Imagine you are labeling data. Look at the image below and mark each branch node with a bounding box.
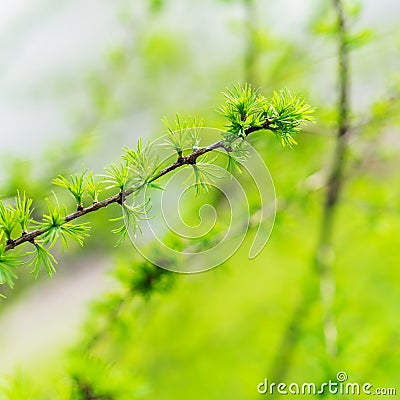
[117,192,124,206]
[187,157,196,165]
[263,117,273,128]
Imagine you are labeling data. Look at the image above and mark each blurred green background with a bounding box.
[0,0,399,398]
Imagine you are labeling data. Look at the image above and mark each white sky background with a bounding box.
[0,1,27,26]
[0,0,399,161]
[0,0,125,161]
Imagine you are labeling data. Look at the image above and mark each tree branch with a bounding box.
[315,0,350,358]
[268,0,350,381]
[4,123,270,252]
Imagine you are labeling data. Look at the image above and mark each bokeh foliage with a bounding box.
[1,0,399,399]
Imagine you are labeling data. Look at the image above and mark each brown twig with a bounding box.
[5,122,271,252]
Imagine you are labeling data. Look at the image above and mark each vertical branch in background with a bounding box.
[243,0,258,86]
[315,0,350,358]
[267,0,351,384]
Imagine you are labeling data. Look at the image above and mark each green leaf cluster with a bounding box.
[0,192,36,240]
[163,115,202,156]
[115,260,175,298]
[0,192,92,295]
[188,162,221,196]
[86,172,103,203]
[103,139,162,244]
[36,200,90,249]
[0,244,23,290]
[219,84,314,146]
[0,201,18,241]
[219,83,265,137]
[103,162,130,191]
[104,139,160,194]
[122,139,159,190]
[14,191,33,233]
[52,169,104,207]
[225,140,250,175]
[28,242,58,279]
[110,200,150,246]
[263,89,315,146]
[53,169,88,210]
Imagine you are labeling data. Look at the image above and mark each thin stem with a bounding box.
[316,0,350,358]
[268,0,350,382]
[4,123,270,252]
